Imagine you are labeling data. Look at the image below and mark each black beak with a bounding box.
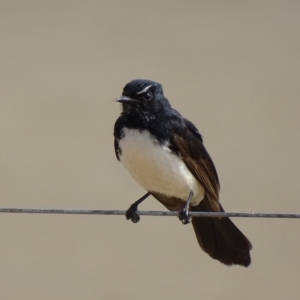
[116,96,136,104]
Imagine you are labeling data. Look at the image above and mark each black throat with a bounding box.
[114,105,183,146]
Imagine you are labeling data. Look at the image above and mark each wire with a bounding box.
[0,208,299,218]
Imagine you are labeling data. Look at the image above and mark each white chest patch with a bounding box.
[118,128,205,205]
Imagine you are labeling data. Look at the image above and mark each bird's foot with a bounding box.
[179,207,192,224]
[126,203,140,223]
[125,192,151,223]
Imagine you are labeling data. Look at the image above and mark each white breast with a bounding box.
[118,128,205,205]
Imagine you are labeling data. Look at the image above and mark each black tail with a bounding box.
[191,197,252,267]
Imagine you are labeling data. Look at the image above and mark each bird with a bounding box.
[113,79,252,267]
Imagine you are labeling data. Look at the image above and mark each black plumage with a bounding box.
[114,79,252,267]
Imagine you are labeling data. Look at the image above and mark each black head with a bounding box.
[117,79,171,114]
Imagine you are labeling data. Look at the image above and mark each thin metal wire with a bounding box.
[0,208,299,218]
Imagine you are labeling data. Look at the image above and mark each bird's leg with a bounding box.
[179,191,194,225]
[126,192,151,223]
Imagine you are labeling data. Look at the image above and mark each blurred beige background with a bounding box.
[1,0,300,299]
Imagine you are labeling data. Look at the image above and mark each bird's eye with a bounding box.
[142,91,153,102]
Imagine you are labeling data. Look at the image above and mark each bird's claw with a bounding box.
[126,204,140,223]
[179,208,192,224]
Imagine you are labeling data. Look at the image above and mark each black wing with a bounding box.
[172,118,220,212]
[114,116,124,161]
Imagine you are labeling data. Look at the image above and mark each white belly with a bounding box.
[118,128,205,205]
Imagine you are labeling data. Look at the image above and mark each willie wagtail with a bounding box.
[114,79,252,267]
